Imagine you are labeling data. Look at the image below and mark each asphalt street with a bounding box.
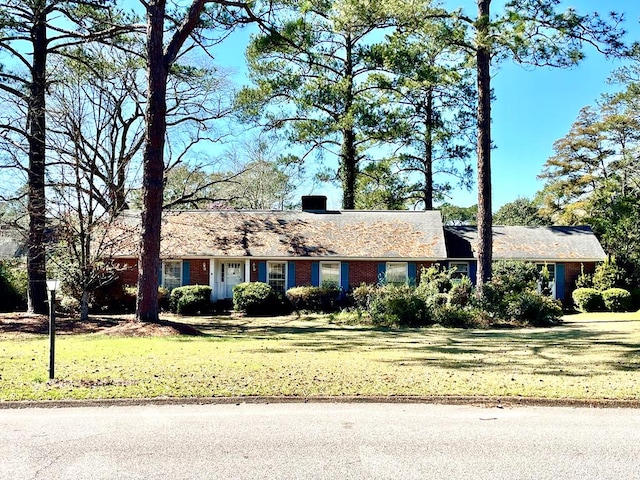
[1,402,639,479]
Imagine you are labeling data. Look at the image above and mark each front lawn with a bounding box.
[0,312,639,402]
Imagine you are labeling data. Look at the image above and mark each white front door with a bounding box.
[224,262,244,298]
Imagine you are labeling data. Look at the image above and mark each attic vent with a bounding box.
[301,195,327,212]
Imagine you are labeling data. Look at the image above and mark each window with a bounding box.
[162,260,182,290]
[450,262,469,281]
[320,262,340,288]
[386,262,408,285]
[268,261,286,293]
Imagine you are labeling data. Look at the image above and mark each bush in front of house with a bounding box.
[476,262,563,326]
[491,260,540,295]
[448,276,473,308]
[572,287,604,312]
[169,285,212,315]
[368,284,429,327]
[602,288,631,312]
[285,285,341,313]
[506,291,563,326]
[0,260,27,312]
[233,281,282,315]
[415,264,454,299]
[350,283,378,311]
[592,258,625,291]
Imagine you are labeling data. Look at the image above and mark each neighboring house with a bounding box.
[109,196,448,301]
[107,196,606,307]
[444,225,607,306]
[0,226,26,259]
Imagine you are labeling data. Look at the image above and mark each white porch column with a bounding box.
[209,259,216,301]
[244,259,251,283]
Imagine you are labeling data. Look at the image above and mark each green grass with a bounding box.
[1,312,639,401]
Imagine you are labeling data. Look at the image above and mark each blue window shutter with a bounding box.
[468,262,477,285]
[377,262,386,284]
[556,263,565,300]
[341,262,349,291]
[311,261,320,286]
[258,262,267,283]
[158,264,162,286]
[287,262,296,289]
[182,261,190,286]
[408,262,417,285]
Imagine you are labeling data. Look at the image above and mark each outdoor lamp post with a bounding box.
[46,279,61,380]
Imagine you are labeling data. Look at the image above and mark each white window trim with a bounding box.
[162,259,183,290]
[319,261,341,287]
[450,262,470,278]
[267,261,287,292]
[386,262,408,285]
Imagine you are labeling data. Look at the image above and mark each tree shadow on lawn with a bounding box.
[377,328,640,374]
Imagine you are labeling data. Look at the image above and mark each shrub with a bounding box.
[491,260,540,295]
[0,260,27,312]
[431,304,477,328]
[351,283,378,311]
[59,295,81,314]
[369,284,429,327]
[233,282,279,315]
[415,264,454,298]
[592,258,625,291]
[448,276,473,307]
[602,288,631,312]
[575,264,593,289]
[572,288,604,312]
[170,285,212,315]
[286,285,341,313]
[506,292,563,327]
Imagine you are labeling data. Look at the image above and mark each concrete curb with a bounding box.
[2,395,640,410]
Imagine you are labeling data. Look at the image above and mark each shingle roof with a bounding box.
[0,228,25,258]
[446,225,606,261]
[111,209,448,260]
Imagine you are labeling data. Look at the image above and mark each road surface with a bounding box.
[1,402,639,479]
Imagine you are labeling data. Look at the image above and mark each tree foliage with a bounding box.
[237,0,436,209]
[0,0,129,313]
[493,197,551,226]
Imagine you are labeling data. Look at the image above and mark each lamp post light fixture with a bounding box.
[46,279,61,380]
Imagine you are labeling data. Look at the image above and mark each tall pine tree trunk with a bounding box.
[475,0,493,292]
[341,33,357,210]
[26,3,48,314]
[136,0,169,322]
[341,128,357,210]
[423,88,434,211]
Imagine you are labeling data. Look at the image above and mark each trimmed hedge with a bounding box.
[572,288,604,312]
[285,285,341,312]
[233,282,280,315]
[602,288,631,312]
[169,285,212,315]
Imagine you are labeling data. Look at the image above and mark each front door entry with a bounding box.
[224,262,243,298]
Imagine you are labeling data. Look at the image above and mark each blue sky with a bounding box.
[214,0,640,210]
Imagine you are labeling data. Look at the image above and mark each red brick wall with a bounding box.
[348,260,378,286]
[564,261,596,306]
[115,258,138,286]
[188,259,210,285]
[295,260,313,286]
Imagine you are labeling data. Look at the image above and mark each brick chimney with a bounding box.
[301,195,327,212]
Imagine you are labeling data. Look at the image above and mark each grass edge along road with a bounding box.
[0,312,639,402]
